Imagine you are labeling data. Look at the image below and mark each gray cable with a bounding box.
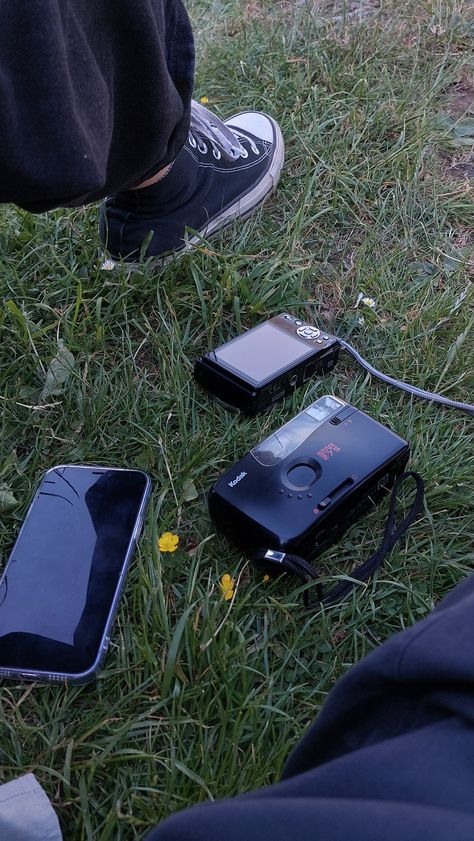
[339,339,474,416]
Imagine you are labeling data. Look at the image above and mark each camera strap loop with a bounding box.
[251,471,425,608]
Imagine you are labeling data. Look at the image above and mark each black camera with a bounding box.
[194,313,340,414]
[209,395,410,562]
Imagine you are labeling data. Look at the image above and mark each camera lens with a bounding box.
[286,462,321,489]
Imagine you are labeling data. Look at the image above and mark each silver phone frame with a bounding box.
[0,464,152,685]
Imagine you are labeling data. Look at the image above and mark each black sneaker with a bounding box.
[99,100,284,263]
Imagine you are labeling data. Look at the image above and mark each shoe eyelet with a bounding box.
[189,135,197,148]
[198,142,208,154]
[240,148,248,159]
[213,148,222,160]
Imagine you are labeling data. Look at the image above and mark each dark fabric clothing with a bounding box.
[0,0,194,212]
[146,574,474,840]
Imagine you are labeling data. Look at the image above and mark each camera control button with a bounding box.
[297,325,320,339]
[294,320,302,325]
[316,339,323,344]
[318,497,332,510]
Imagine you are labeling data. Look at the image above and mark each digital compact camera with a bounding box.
[194,313,340,414]
[209,396,410,561]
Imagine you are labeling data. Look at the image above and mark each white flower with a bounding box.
[100,258,115,271]
[355,292,376,310]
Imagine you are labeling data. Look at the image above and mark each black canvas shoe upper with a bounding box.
[99,102,284,261]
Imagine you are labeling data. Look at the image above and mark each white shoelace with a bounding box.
[189,100,260,161]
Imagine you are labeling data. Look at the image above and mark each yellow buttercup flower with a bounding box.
[200,95,209,104]
[219,573,235,601]
[158,532,179,552]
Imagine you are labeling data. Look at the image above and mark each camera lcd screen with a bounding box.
[214,323,314,385]
[0,467,148,676]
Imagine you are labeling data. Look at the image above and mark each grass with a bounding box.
[0,0,473,837]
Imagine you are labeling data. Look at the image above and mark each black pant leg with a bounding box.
[0,0,194,212]
[144,574,474,841]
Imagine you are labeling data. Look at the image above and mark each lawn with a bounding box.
[0,0,473,838]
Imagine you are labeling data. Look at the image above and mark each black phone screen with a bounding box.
[0,467,149,677]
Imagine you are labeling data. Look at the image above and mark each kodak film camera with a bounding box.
[194,313,340,414]
[209,395,410,562]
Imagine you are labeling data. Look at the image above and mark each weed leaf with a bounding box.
[182,478,198,501]
[40,341,75,401]
[0,488,18,512]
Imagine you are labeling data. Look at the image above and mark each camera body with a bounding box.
[209,396,410,561]
[194,313,340,414]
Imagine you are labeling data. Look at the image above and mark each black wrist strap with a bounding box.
[251,471,425,608]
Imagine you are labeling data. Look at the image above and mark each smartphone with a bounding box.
[0,465,151,684]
